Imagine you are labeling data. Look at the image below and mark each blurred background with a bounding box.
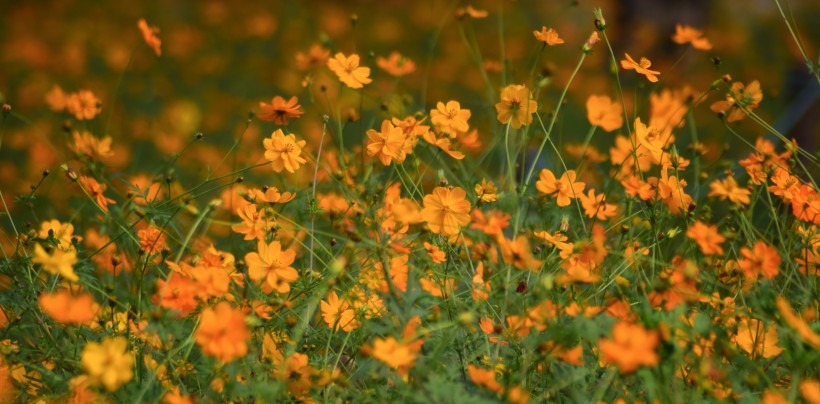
[0,0,818,232]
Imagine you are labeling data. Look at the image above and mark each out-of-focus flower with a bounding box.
[672,24,712,50]
[137,18,162,56]
[257,96,304,125]
[81,337,134,391]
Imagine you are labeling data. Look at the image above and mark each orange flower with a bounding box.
[455,5,488,19]
[776,296,820,348]
[73,131,114,160]
[495,84,538,129]
[672,24,712,50]
[78,176,115,213]
[39,289,100,324]
[65,90,102,120]
[657,166,693,214]
[421,131,465,159]
[231,204,272,241]
[246,186,296,204]
[599,321,660,373]
[579,189,617,220]
[471,261,491,301]
[154,272,198,316]
[194,302,250,362]
[45,85,67,111]
[686,221,725,255]
[257,96,304,125]
[800,380,820,404]
[327,53,372,89]
[734,318,783,359]
[533,26,564,46]
[263,129,307,173]
[710,80,763,122]
[586,95,623,132]
[421,187,471,236]
[320,291,359,332]
[430,100,471,135]
[376,52,416,77]
[536,169,585,207]
[500,236,541,271]
[366,120,409,166]
[738,241,780,281]
[244,240,299,294]
[708,176,750,205]
[295,44,330,70]
[467,365,502,394]
[475,178,498,203]
[583,31,601,52]
[423,242,447,263]
[621,53,661,83]
[32,243,79,282]
[369,316,424,376]
[137,19,162,56]
[137,226,167,254]
[371,336,416,372]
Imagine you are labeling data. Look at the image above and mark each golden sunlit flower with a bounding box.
[366,120,408,166]
[495,84,538,129]
[734,318,783,359]
[475,178,498,204]
[586,95,623,132]
[244,240,299,294]
[621,53,661,83]
[710,80,763,122]
[430,100,471,135]
[421,186,471,236]
[263,129,307,173]
[533,26,564,46]
[81,337,134,391]
[536,169,585,207]
[320,291,359,332]
[32,244,79,282]
[327,53,372,89]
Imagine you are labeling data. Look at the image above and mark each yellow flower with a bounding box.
[327,53,372,89]
[421,187,471,236]
[32,244,79,282]
[366,120,408,166]
[430,101,471,135]
[81,337,134,391]
[734,318,783,359]
[621,53,660,83]
[495,84,538,129]
[475,178,498,203]
[533,26,564,46]
[263,129,307,173]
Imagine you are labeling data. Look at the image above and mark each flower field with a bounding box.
[0,0,819,402]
